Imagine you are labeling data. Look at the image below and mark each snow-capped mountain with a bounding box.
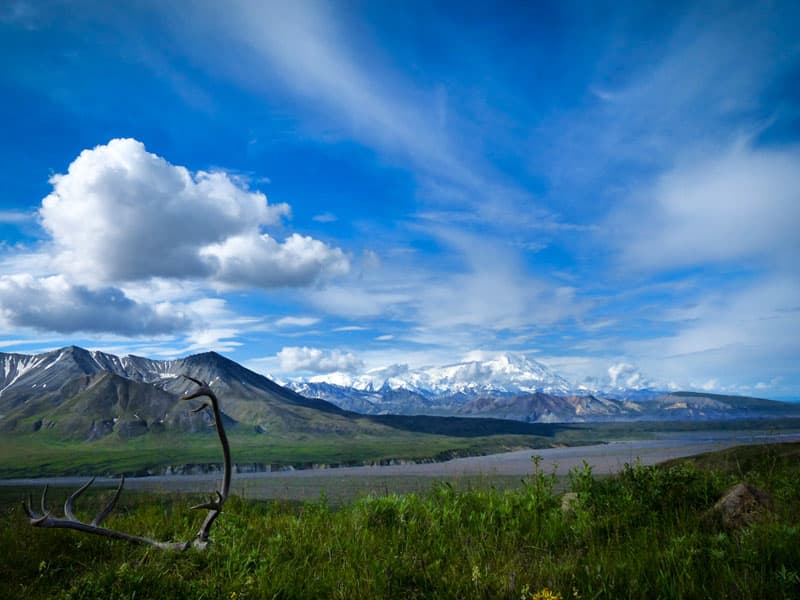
[3,347,795,432]
[285,353,800,422]
[286,353,579,414]
[297,354,573,398]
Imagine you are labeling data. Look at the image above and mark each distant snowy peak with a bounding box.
[299,353,575,399]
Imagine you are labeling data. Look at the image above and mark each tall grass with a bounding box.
[2,443,799,599]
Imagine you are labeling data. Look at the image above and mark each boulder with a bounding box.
[712,482,773,529]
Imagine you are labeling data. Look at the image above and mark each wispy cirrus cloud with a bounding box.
[1,1,798,397]
[610,142,800,273]
[0,210,32,224]
[165,0,560,238]
[274,316,320,328]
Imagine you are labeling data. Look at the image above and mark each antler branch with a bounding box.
[23,375,232,551]
[178,374,232,547]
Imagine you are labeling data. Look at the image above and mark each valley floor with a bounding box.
[2,442,799,599]
[4,429,799,505]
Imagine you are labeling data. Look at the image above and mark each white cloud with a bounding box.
[277,345,364,374]
[543,3,798,190]
[39,138,348,288]
[413,226,586,331]
[201,232,349,287]
[301,225,588,362]
[275,316,320,328]
[607,363,652,389]
[0,337,62,349]
[168,0,556,241]
[309,284,411,319]
[699,379,719,392]
[0,274,189,335]
[182,327,242,354]
[617,275,800,394]
[203,1,461,177]
[312,212,337,223]
[614,143,800,272]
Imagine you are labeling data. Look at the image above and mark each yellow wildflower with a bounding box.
[531,588,562,600]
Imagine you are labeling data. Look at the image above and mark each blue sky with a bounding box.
[1,0,798,399]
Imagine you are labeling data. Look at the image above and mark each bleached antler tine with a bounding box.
[64,477,96,522]
[191,491,223,511]
[22,496,36,519]
[92,475,125,527]
[181,374,205,387]
[191,402,211,414]
[40,485,49,516]
[24,373,231,551]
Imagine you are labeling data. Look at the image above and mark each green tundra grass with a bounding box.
[1,442,798,599]
[3,416,799,479]
[0,429,568,479]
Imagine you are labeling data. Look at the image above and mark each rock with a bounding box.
[712,482,773,529]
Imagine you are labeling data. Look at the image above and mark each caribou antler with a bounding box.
[23,375,232,550]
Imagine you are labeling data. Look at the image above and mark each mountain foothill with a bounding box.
[0,346,794,443]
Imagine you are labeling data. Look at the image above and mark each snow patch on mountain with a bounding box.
[292,353,575,399]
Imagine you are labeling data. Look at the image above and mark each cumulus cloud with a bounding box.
[39,138,348,288]
[607,362,652,389]
[614,143,800,272]
[277,346,363,374]
[201,232,349,287]
[0,274,189,335]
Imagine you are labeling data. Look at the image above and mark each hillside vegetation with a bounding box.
[2,442,798,599]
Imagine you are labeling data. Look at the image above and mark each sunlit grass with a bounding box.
[2,442,799,599]
[0,430,556,478]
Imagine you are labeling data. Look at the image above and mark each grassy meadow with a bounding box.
[0,430,569,479]
[3,417,799,479]
[2,442,799,599]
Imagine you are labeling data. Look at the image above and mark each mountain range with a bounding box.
[293,354,575,398]
[0,347,796,444]
[0,345,375,440]
[285,353,798,422]
[0,346,550,442]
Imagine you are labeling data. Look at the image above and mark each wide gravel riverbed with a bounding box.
[3,431,799,504]
[6,432,800,504]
